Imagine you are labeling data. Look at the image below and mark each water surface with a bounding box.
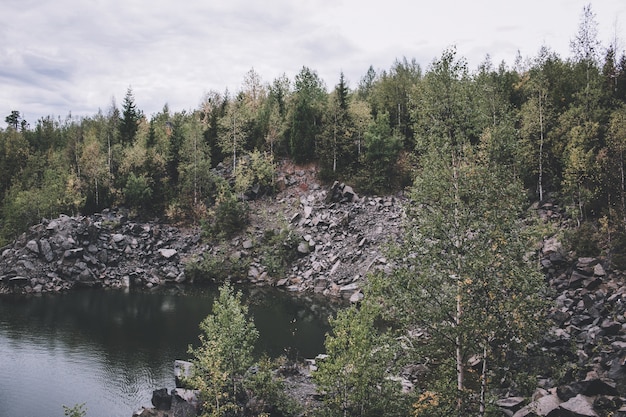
[0,286,335,417]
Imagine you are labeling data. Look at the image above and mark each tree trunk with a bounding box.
[538,92,544,202]
[232,112,237,173]
[479,343,488,417]
[452,149,464,415]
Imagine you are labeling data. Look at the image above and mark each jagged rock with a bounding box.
[171,389,201,417]
[297,242,310,254]
[594,263,606,277]
[559,394,598,417]
[151,388,172,411]
[174,360,193,388]
[512,393,560,417]
[26,240,39,254]
[158,248,177,259]
[496,396,526,412]
[349,291,363,303]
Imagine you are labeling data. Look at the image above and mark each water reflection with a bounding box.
[0,286,337,417]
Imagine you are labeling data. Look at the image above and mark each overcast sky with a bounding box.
[2,0,625,124]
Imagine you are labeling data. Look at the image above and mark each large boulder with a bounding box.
[151,388,172,411]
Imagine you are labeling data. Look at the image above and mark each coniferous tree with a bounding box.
[119,87,141,147]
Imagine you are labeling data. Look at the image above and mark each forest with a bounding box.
[4,5,626,417]
[1,6,625,254]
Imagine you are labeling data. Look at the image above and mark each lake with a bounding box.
[0,286,336,417]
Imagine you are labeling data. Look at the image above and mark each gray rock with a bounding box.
[40,239,54,262]
[559,394,598,417]
[512,393,560,417]
[26,240,39,254]
[171,389,201,417]
[297,242,310,254]
[158,248,177,259]
[174,360,193,388]
[151,388,171,411]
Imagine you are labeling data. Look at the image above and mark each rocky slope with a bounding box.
[0,163,404,300]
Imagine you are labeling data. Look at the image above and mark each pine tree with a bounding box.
[119,87,141,146]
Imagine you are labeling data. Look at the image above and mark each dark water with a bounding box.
[0,286,336,417]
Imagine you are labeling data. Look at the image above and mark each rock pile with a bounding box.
[0,176,404,299]
[496,236,626,416]
[243,181,405,301]
[0,209,205,294]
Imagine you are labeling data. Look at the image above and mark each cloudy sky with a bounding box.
[2,0,625,124]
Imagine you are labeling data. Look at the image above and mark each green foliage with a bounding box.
[244,356,301,417]
[188,282,258,416]
[314,299,407,417]
[119,87,141,146]
[123,172,152,210]
[371,140,548,415]
[185,251,251,284]
[63,403,87,417]
[289,66,326,163]
[258,227,300,277]
[234,150,276,198]
[187,282,297,417]
[563,222,601,257]
[203,193,250,240]
[355,112,404,193]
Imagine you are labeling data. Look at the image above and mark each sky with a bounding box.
[1,0,625,125]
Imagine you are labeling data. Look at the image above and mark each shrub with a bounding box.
[203,194,249,240]
[234,150,276,199]
[123,172,152,210]
[185,251,250,284]
[563,222,600,257]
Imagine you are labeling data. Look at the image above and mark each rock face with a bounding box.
[497,219,626,417]
[0,209,204,294]
[239,172,404,301]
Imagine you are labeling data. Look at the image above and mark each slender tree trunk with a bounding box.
[232,112,237,173]
[333,112,337,173]
[538,92,544,202]
[452,149,464,415]
[108,133,112,177]
[95,177,99,207]
[619,146,626,223]
[193,127,198,206]
[479,343,488,417]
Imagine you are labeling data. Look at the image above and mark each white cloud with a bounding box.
[1,0,625,123]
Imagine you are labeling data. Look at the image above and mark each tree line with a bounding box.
[1,5,625,253]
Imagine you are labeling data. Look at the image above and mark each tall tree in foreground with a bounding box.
[374,136,546,417]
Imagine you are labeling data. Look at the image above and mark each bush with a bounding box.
[234,150,276,199]
[259,228,300,277]
[203,194,249,240]
[185,251,250,284]
[563,222,601,257]
[123,172,152,210]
